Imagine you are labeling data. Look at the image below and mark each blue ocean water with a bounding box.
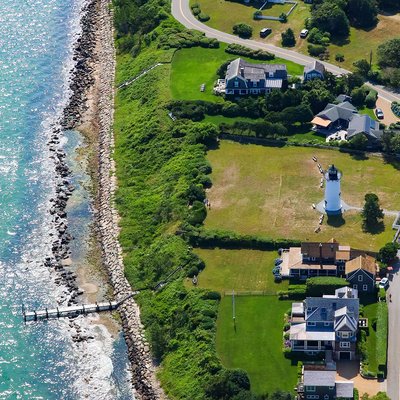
[0,1,132,398]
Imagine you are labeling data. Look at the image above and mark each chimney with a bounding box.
[240,67,244,77]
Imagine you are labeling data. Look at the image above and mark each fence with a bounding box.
[223,290,278,296]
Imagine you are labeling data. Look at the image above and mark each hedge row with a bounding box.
[220,121,288,138]
[376,301,388,370]
[185,227,301,250]
[306,277,349,297]
[365,88,378,108]
[158,27,219,50]
[392,101,400,118]
[225,43,275,61]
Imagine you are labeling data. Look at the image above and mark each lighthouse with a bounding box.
[324,164,342,214]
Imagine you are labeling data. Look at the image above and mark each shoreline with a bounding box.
[63,0,167,398]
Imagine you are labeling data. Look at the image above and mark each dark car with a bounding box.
[260,28,272,38]
[375,108,384,119]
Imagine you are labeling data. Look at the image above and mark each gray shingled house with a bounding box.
[345,254,377,293]
[303,60,326,81]
[311,101,382,143]
[225,58,287,96]
[297,368,354,400]
[290,287,359,361]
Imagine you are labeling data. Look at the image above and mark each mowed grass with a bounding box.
[216,296,297,394]
[192,248,288,293]
[205,141,400,250]
[192,0,311,49]
[170,44,304,102]
[363,302,379,374]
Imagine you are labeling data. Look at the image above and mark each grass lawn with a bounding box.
[363,302,379,374]
[170,44,303,101]
[192,248,289,293]
[287,129,326,143]
[205,141,400,250]
[359,106,378,121]
[191,0,311,50]
[216,295,297,394]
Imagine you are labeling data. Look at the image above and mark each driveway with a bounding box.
[336,361,385,397]
[387,257,400,400]
[376,96,400,126]
[171,0,400,104]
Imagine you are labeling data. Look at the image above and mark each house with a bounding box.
[310,101,382,143]
[224,58,287,96]
[345,254,377,293]
[290,287,359,360]
[304,60,325,81]
[297,367,354,400]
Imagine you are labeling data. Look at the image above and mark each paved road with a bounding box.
[388,256,400,400]
[171,0,400,103]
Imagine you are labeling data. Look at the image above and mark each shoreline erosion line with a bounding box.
[61,0,167,398]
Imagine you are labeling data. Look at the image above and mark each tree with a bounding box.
[381,67,400,88]
[361,193,384,231]
[335,53,345,62]
[377,38,400,68]
[347,0,378,28]
[378,242,399,264]
[350,86,366,107]
[205,369,251,399]
[348,133,368,150]
[281,28,296,47]
[353,59,371,77]
[311,2,350,37]
[233,23,253,38]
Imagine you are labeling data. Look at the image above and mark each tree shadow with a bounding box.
[327,214,346,227]
[350,152,369,161]
[364,221,385,235]
[330,36,350,47]
[382,154,400,171]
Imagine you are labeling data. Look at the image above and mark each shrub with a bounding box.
[308,44,326,57]
[191,2,200,9]
[233,23,253,38]
[308,28,330,46]
[392,101,400,118]
[253,10,262,19]
[335,53,344,62]
[281,28,296,47]
[365,88,378,108]
[306,277,348,297]
[283,323,290,331]
[198,12,210,21]
[225,44,275,60]
[187,266,199,278]
[378,242,399,264]
[192,7,201,15]
[202,291,222,301]
[280,13,288,23]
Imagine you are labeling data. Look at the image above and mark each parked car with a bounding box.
[260,28,272,38]
[375,108,384,119]
[379,277,389,289]
[300,29,309,38]
[275,258,283,265]
[274,274,282,283]
[272,266,281,275]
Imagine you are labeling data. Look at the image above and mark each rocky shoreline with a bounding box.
[49,0,167,398]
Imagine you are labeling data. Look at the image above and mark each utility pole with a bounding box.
[232,289,236,331]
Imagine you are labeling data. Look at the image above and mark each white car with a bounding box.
[379,277,389,289]
[300,29,309,38]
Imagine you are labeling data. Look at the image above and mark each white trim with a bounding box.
[340,341,350,348]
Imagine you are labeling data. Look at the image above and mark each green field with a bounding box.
[363,302,379,374]
[205,141,400,250]
[216,296,297,394]
[191,0,311,51]
[170,44,304,102]
[193,248,288,293]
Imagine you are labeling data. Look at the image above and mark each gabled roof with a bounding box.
[304,60,326,75]
[335,381,354,398]
[345,254,377,275]
[301,241,339,259]
[303,370,336,386]
[336,94,352,103]
[334,313,358,331]
[317,101,357,123]
[225,58,287,82]
[347,114,382,140]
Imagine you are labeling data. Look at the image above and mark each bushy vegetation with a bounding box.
[306,277,349,296]
[378,242,399,264]
[361,193,384,232]
[112,1,260,397]
[233,23,253,38]
[225,44,275,61]
[281,28,296,47]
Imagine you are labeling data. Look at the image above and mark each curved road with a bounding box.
[171,0,400,103]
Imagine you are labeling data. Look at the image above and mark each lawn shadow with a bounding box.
[330,35,350,47]
[383,154,400,171]
[364,221,385,235]
[359,292,378,306]
[350,152,369,161]
[326,214,346,228]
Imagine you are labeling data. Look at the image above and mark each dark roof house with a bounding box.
[345,254,377,293]
[225,58,287,96]
[304,60,326,81]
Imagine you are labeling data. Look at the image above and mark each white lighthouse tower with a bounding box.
[324,164,342,214]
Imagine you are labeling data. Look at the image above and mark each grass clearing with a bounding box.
[170,44,304,102]
[191,248,289,293]
[191,0,311,49]
[205,141,400,250]
[359,106,378,121]
[216,295,297,394]
[363,302,378,374]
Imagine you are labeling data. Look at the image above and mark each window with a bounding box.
[353,284,358,290]
[324,395,330,400]
[306,386,316,392]
[324,322,330,326]
[358,274,363,281]
[307,322,316,326]
[269,71,274,78]
[253,81,257,87]
[234,81,239,88]
[340,341,350,348]
[363,284,368,291]
[341,332,349,338]
[329,387,334,390]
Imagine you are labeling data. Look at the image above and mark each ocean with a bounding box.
[0,0,132,398]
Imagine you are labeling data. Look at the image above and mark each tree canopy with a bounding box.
[377,38,400,68]
[361,193,384,232]
[233,23,253,38]
[310,2,350,37]
[347,0,378,28]
[281,28,296,47]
